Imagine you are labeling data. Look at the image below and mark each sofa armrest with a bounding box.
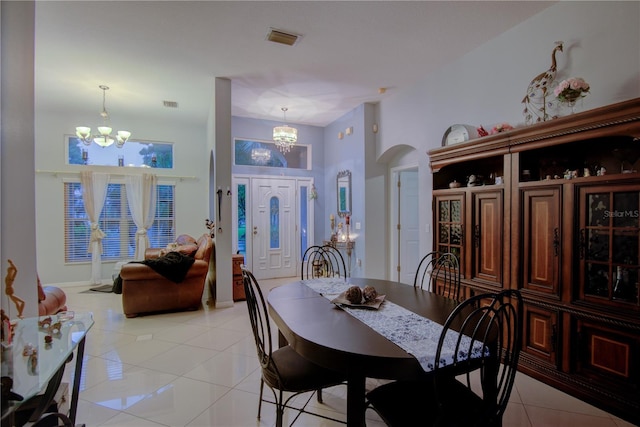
[144,248,163,259]
[120,260,208,281]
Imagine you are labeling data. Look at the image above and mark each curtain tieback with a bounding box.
[90,223,106,242]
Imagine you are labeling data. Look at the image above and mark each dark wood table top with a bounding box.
[267,277,460,380]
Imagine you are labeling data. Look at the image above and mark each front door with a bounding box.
[251,178,297,279]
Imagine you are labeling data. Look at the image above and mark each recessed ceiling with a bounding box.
[34,1,554,128]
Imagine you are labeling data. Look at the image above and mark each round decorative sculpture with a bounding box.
[362,286,378,303]
[345,286,363,304]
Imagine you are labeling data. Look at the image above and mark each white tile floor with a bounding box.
[58,277,636,427]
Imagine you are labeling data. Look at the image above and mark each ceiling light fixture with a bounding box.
[75,85,131,148]
[251,147,271,164]
[273,107,297,153]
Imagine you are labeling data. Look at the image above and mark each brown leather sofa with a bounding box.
[119,234,214,318]
[38,277,68,316]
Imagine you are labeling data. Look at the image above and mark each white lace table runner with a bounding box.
[302,278,487,372]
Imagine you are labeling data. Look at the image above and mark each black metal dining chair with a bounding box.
[414,251,461,301]
[301,244,347,279]
[241,266,346,427]
[366,289,523,427]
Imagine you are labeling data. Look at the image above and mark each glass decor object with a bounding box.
[554,77,590,115]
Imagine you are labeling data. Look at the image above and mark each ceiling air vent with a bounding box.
[266,28,300,46]
[163,100,178,108]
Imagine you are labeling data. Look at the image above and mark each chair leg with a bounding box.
[316,388,323,403]
[276,389,284,427]
[257,379,264,419]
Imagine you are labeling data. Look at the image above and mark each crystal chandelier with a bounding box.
[75,85,131,148]
[251,147,271,164]
[273,107,297,153]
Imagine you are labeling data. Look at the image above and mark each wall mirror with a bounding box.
[337,170,351,217]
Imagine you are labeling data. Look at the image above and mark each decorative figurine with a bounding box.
[39,316,52,329]
[522,41,564,124]
[205,218,215,238]
[22,343,36,357]
[4,260,25,319]
[51,322,62,335]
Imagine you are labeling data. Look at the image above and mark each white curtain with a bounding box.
[126,173,157,260]
[80,171,110,285]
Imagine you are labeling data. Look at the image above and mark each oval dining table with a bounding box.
[266,277,461,427]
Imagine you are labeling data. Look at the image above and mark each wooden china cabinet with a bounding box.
[428,98,640,425]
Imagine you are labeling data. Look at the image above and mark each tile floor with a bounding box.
[57,277,636,427]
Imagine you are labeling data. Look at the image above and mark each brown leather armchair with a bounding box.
[120,234,214,318]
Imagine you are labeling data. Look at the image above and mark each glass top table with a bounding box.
[1,311,94,425]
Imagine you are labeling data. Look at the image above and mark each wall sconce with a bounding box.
[338,132,344,140]
[346,127,353,136]
[372,123,379,133]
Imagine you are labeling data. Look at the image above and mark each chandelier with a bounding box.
[251,147,271,164]
[273,107,297,153]
[75,85,131,148]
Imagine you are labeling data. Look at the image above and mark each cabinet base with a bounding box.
[519,354,639,426]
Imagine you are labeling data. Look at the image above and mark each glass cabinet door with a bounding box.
[434,194,464,269]
[579,185,640,307]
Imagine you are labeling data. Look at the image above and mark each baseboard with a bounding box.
[46,279,113,289]
[214,300,234,308]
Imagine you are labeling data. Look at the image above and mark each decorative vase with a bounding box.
[562,94,582,114]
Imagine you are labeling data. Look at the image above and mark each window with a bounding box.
[66,136,174,169]
[234,138,310,169]
[237,183,247,256]
[270,196,280,249]
[64,182,175,262]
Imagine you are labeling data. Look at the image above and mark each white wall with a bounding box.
[324,106,366,276]
[378,1,640,257]
[34,111,208,285]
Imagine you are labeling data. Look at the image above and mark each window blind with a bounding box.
[64,182,175,262]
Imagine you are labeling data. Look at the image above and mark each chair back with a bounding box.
[242,267,278,375]
[301,245,347,279]
[414,251,461,301]
[434,289,523,426]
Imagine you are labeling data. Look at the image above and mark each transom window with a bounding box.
[66,136,174,169]
[234,138,310,169]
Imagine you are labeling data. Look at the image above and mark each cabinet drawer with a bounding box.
[574,317,639,389]
[233,278,246,301]
[523,304,558,366]
[232,255,244,275]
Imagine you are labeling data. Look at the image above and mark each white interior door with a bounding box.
[251,178,296,279]
[395,169,420,284]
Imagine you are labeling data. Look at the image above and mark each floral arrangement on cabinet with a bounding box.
[554,77,590,105]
